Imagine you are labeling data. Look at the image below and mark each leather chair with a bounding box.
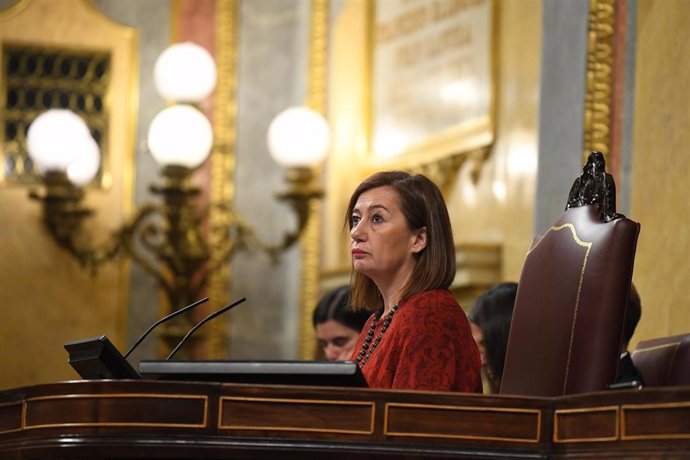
[631,334,690,387]
[500,152,641,397]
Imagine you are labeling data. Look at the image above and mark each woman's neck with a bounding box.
[376,266,414,315]
[379,289,401,316]
[372,259,416,315]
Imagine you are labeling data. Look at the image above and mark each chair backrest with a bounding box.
[631,334,690,387]
[500,152,640,397]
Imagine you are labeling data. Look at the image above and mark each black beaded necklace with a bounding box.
[356,304,399,368]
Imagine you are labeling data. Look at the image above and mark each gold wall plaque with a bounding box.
[369,0,496,170]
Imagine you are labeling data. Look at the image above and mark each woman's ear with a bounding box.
[411,226,428,254]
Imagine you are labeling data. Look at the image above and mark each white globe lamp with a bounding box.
[27,109,91,173]
[267,106,331,168]
[147,104,213,169]
[67,136,101,186]
[153,42,217,103]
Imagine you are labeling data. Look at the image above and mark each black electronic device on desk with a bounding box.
[138,360,368,387]
[64,335,142,380]
[63,297,213,381]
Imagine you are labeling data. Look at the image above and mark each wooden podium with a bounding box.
[1,379,689,459]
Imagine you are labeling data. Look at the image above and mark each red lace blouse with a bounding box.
[351,289,482,393]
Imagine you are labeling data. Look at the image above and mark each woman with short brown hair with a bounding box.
[346,171,481,392]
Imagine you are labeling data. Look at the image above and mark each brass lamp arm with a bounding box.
[205,183,322,268]
[29,184,122,275]
[50,222,122,276]
[118,180,212,308]
[118,203,170,290]
[268,187,322,255]
[30,165,323,313]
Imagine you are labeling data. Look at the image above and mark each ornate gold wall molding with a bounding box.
[583,0,616,162]
[207,0,239,358]
[405,146,489,197]
[299,0,329,360]
[0,0,137,386]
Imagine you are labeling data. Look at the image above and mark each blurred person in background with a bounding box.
[313,285,370,361]
[469,282,518,393]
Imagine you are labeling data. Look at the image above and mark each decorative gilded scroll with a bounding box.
[207,0,239,358]
[0,0,137,356]
[299,0,329,360]
[583,0,616,162]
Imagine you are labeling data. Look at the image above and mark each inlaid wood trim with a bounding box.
[219,396,375,435]
[0,400,24,435]
[621,401,690,441]
[21,393,208,430]
[553,405,619,443]
[384,402,542,443]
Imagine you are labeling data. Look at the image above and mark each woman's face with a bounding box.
[470,322,487,367]
[350,186,426,286]
[315,320,361,361]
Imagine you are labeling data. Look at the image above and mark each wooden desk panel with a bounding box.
[0,400,23,435]
[24,393,208,429]
[0,380,688,459]
[622,401,690,440]
[384,402,542,443]
[219,396,375,434]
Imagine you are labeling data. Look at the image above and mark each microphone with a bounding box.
[166,297,247,360]
[124,297,209,359]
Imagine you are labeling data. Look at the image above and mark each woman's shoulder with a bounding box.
[404,288,458,305]
[399,289,464,318]
[394,289,472,341]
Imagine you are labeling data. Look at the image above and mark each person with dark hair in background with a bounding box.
[346,171,481,392]
[616,283,644,385]
[468,282,518,393]
[312,285,371,361]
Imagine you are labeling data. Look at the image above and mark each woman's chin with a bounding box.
[352,260,368,273]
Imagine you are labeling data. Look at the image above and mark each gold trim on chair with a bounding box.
[631,342,680,355]
[526,223,592,394]
[631,341,680,383]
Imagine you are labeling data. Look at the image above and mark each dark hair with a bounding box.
[622,283,641,348]
[312,285,370,332]
[468,282,518,393]
[345,171,456,310]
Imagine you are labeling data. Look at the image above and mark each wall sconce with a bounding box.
[27,42,330,340]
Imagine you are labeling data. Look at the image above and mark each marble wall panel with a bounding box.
[229,0,310,359]
[630,0,690,344]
